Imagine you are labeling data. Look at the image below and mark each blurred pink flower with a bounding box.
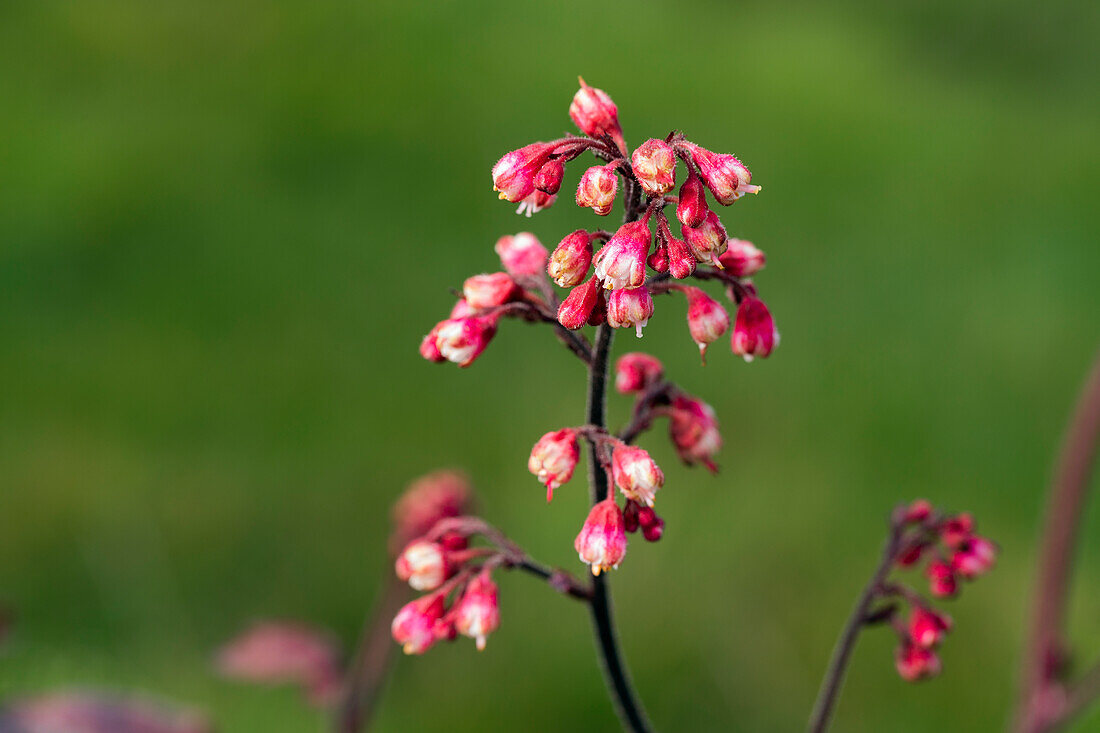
[216,621,343,706]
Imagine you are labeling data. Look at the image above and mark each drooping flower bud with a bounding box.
[642,515,665,542]
[607,286,654,338]
[632,138,677,196]
[895,642,941,682]
[495,232,548,277]
[462,272,517,309]
[548,230,593,288]
[558,276,601,330]
[391,594,445,655]
[717,239,766,278]
[731,296,779,362]
[926,560,958,598]
[681,142,760,204]
[908,607,952,649]
[682,211,728,266]
[492,142,556,203]
[576,164,618,216]
[569,77,626,153]
[676,169,709,228]
[420,322,447,363]
[528,428,580,502]
[623,500,641,533]
[683,287,730,361]
[951,536,997,579]
[574,497,627,576]
[453,571,500,651]
[611,445,664,507]
[593,220,651,290]
[614,352,664,394]
[666,232,696,280]
[395,540,451,591]
[516,189,556,217]
[436,314,500,367]
[647,242,668,273]
[668,394,722,472]
[534,158,565,195]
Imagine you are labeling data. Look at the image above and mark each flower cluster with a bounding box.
[421,78,778,369]
[867,500,998,682]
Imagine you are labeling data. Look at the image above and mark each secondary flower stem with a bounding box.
[807,509,905,733]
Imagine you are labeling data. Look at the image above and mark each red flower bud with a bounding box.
[940,513,975,548]
[731,296,779,362]
[667,232,696,280]
[453,571,500,651]
[676,169,709,228]
[607,286,654,338]
[593,220,651,290]
[528,428,580,502]
[462,272,517,309]
[574,497,628,576]
[642,516,665,542]
[895,641,941,682]
[683,287,730,361]
[632,138,677,196]
[495,232,548,277]
[557,276,601,330]
[611,445,664,507]
[576,164,618,216]
[395,540,451,591]
[623,500,641,533]
[908,607,952,649]
[548,230,593,288]
[614,352,664,394]
[588,288,608,326]
[435,314,500,367]
[534,158,565,195]
[681,142,760,204]
[391,594,445,655]
[569,77,626,153]
[926,560,958,598]
[904,499,934,524]
[717,239,766,278]
[647,243,669,273]
[951,536,997,579]
[668,394,722,472]
[683,211,728,267]
[492,142,556,203]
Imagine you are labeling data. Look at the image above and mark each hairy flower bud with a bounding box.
[495,232,548,277]
[436,314,500,367]
[717,239,766,278]
[683,211,728,266]
[557,276,600,330]
[611,445,664,507]
[895,642,941,682]
[570,77,626,152]
[909,607,952,649]
[683,287,730,361]
[681,142,760,204]
[462,272,517,310]
[528,428,580,502]
[593,220,651,290]
[548,230,593,288]
[574,498,627,576]
[534,158,565,195]
[453,571,500,651]
[668,394,722,471]
[666,232,696,280]
[632,138,677,196]
[926,560,958,598]
[395,540,451,591]
[676,169,709,228]
[607,286,654,338]
[392,594,445,655]
[576,164,618,216]
[615,352,664,394]
[492,142,556,203]
[516,189,556,217]
[731,296,779,362]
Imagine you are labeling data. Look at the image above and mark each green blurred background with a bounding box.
[1,1,1098,730]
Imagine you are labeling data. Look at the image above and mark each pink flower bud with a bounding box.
[392,594,445,655]
[391,470,472,552]
[717,239,766,278]
[951,536,997,579]
[534,158,565,195]
[450,298,477,319]
[683,287,730,361]
[904,499,934,524]
[667,233,696,280]
[642,515,665,542]
[462,272,517,310]
[614,352,664,394]
[574,497,628,576]
[593,220,651,290]
[926,560,958,598]
[682,142,760,204]
[676,169,709,228]
[731,296,779,362]
[908,607,952,649]
[940,513,975,548]
[528,428,580,502]
[558,276,601,330]
[683,211,728,266]
[516,189,556,217]
[668,395,722,472]
[395,540,451,591]
[611,445,664,507]
[495,232,548,277]
[492,142,556,203]
[607,286,654,338]
[453,571,500,651]
[436,314,499,367]
[895,641,941,682]
[570,77,626,152]
[631,138,677,196]
[576,164,618,216]
[895,541,927,567]
[420,322,447,363]
[548,230,593,288]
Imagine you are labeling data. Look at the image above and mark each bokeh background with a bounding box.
[2,1,1099,730]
